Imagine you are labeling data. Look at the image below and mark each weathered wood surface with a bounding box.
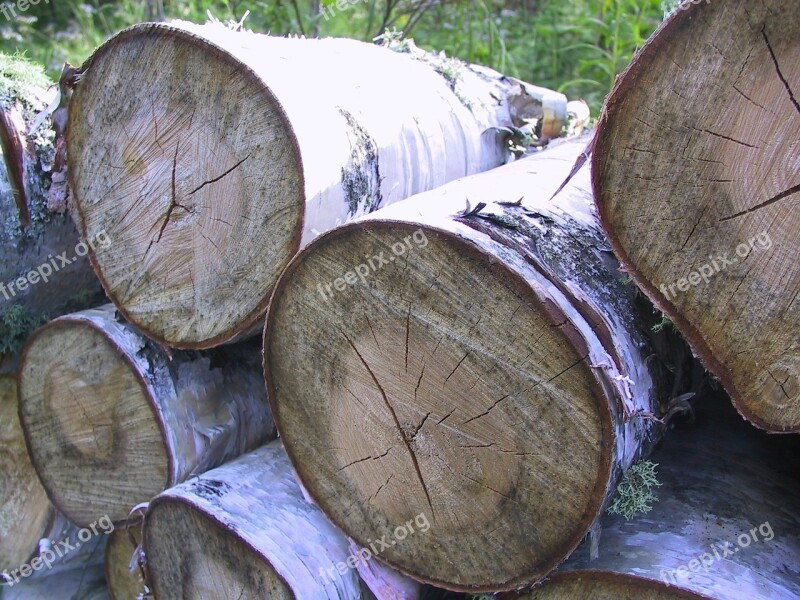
[18,305,274,526]
[68,21,567,349]
[264,138,667,591]
[593,0,800,432]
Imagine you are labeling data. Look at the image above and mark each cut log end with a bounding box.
[69,23,304,348]
[523,572,708,600]
[265,222,613,591]
[105,527,146,600]
[19,321,170,526]
[0,375,53,570]
[144,444,361,598]
[593,0,800,431]
[145,498,293,599]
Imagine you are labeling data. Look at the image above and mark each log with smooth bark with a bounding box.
[520,398,800,599]
[143,441,363,599]
[104,526,146,600]
[67,21,567,349]
[263,139,666,592]
[18,304,274,527]
[0,57,104,368]
[592,0,800,431]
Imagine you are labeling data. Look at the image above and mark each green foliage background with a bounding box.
[0,0,677,114]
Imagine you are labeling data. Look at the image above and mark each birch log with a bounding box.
[263,139,666,592]
[0,56,104,370]
[521,398,800,599]
[592,0,800,431]
[67,21,567,349]
[18,304,274,527]
[143,441,363,599]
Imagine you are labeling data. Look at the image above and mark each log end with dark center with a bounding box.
[68,23,304,348]
[18,321,170,526]
[264,222,613,591]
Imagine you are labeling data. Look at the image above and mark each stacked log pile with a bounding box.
[2,0,798,598]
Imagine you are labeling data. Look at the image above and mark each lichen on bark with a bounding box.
[339,108,383,217]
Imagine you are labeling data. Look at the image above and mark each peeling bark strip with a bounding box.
[521,400,800,600]
[592,0,800,431]
[263,139,665,592]
[18,305,275,527]
[143,441,362,599]
[67,21,567,349]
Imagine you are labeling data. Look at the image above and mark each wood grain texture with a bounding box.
[593,0,800,431]
[144,441,363,599]
[521,399,800,599]
[264,139,664,591]
[0,375,51,571]
[18,305,274,526]
[67,21,566,349]
[105,526,145,600]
